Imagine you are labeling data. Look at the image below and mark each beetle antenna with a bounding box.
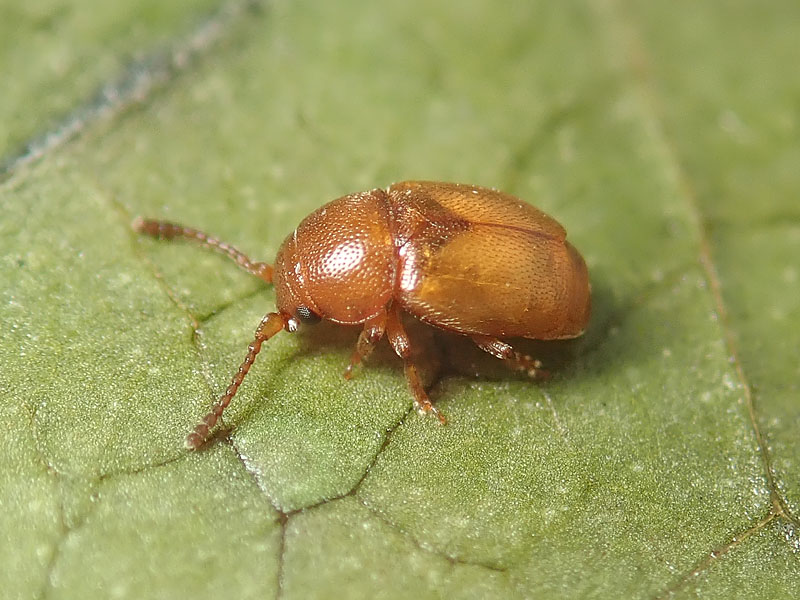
[132,217,273,282]
[186,311,290,450]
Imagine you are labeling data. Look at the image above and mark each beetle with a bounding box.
[134,181,590,449]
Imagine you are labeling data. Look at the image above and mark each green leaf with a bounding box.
[2,1,798,598]
[0,0,223,162]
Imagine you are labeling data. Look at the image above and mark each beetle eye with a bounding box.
[295,305,321,324]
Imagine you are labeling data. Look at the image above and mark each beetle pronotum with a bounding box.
[134,181,590,449]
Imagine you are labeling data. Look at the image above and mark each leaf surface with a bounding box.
[1,1,798,598]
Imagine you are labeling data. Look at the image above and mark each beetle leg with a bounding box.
[185,311,291,450]
[344,310,387,380]
[133,218,274,282]
[471,335,549,379]
[386,306,447,424]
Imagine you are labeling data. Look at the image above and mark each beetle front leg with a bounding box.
[471,335,549,379]
[344,310,387,380]
[386,306,447,424]
[186,311,291,450]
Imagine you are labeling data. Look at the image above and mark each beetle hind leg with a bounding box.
[471,335,549,379]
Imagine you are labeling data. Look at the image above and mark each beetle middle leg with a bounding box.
[471,335,549,379]
[386,305,447,424]
[344,311,387,380]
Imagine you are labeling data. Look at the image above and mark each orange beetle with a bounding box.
[134,181,590,449]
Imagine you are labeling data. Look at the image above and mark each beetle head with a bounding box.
[273,190,395,326]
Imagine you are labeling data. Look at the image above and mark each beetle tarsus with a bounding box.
[185,430,206,450]
[472,335,548,379]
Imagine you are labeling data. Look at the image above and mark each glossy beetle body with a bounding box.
[274,181,590,339]
[135,181,590,449]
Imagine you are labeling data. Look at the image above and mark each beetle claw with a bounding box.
[431,406,447,425]
[414,401,447,425]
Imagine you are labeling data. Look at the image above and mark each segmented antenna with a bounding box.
[132,217,273,281]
